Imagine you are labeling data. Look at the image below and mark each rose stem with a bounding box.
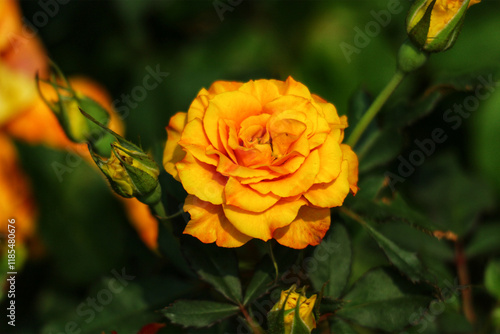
[239,304,264,334]
[346,70,406,148]
[455,240,476,324]
[269,242,279,283]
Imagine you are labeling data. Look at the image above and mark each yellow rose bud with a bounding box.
[91,140,161,205]
[268,286,317,334]
[406,0,480,52]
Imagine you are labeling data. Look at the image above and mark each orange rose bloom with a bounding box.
[163,77,358,249]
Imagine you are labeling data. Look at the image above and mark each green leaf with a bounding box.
[386,74,489,129]
[163,300,239,328]
[342,211,430,283]
[437,309,473,333]
[308,224,351,299]
[375,194,443,233]
[385,89,442,128]
[182,238,242,303]
[485,258,500,299]
[319,297,345,314]
[41,275,191,334]
[474,84,500,194]
[466,222,500,258]
[378,222,454,262]
[329,317,357,334]
[406,153,495,237]
[337,267,432,332]
[350,192,444,235]
[243,255,276,305]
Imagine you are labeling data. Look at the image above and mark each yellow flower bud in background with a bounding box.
[406,0,480,52]
[268,286,317,334]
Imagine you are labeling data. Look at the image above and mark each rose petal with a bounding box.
[314,131,342,183]
[178,117,218,166]
[250,149,320,197]
[315,100,341,128]
[163,112,187,180]
[203,91,262,151]
[218,118,238,163]
[177,153,227,205]
[239,79,281,106]
[304,160,350,208]
[263,96,316,131]
[239,113,272,136]
[268,117,307,157]
[208,149,273,179]
[311,93,327,103]
[234,145,273,167]
[273,206,331,249]
[184,195,251,247]
[223,197,308,240]
[268,154,305,175]
[340,144,359,194]
[208,81,244,95]
[187,89,210,121]
[224,177,280,213]
[283,76,313,100]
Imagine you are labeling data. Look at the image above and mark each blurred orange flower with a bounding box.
[0,134,36,246]
[0,0,47,126]
[164,77,358,249]
[0,0,157,251]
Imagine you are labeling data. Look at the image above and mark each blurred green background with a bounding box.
[2,0,500,333]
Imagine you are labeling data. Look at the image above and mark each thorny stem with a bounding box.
[455,241,476,324]
[346,70,406,148]
[340,207,366,228]
[239,304,263,334]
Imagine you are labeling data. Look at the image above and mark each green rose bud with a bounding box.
[36,61,113,156]
[90,140,161,206]
[406,0,480,53]
[80,108,162,205]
